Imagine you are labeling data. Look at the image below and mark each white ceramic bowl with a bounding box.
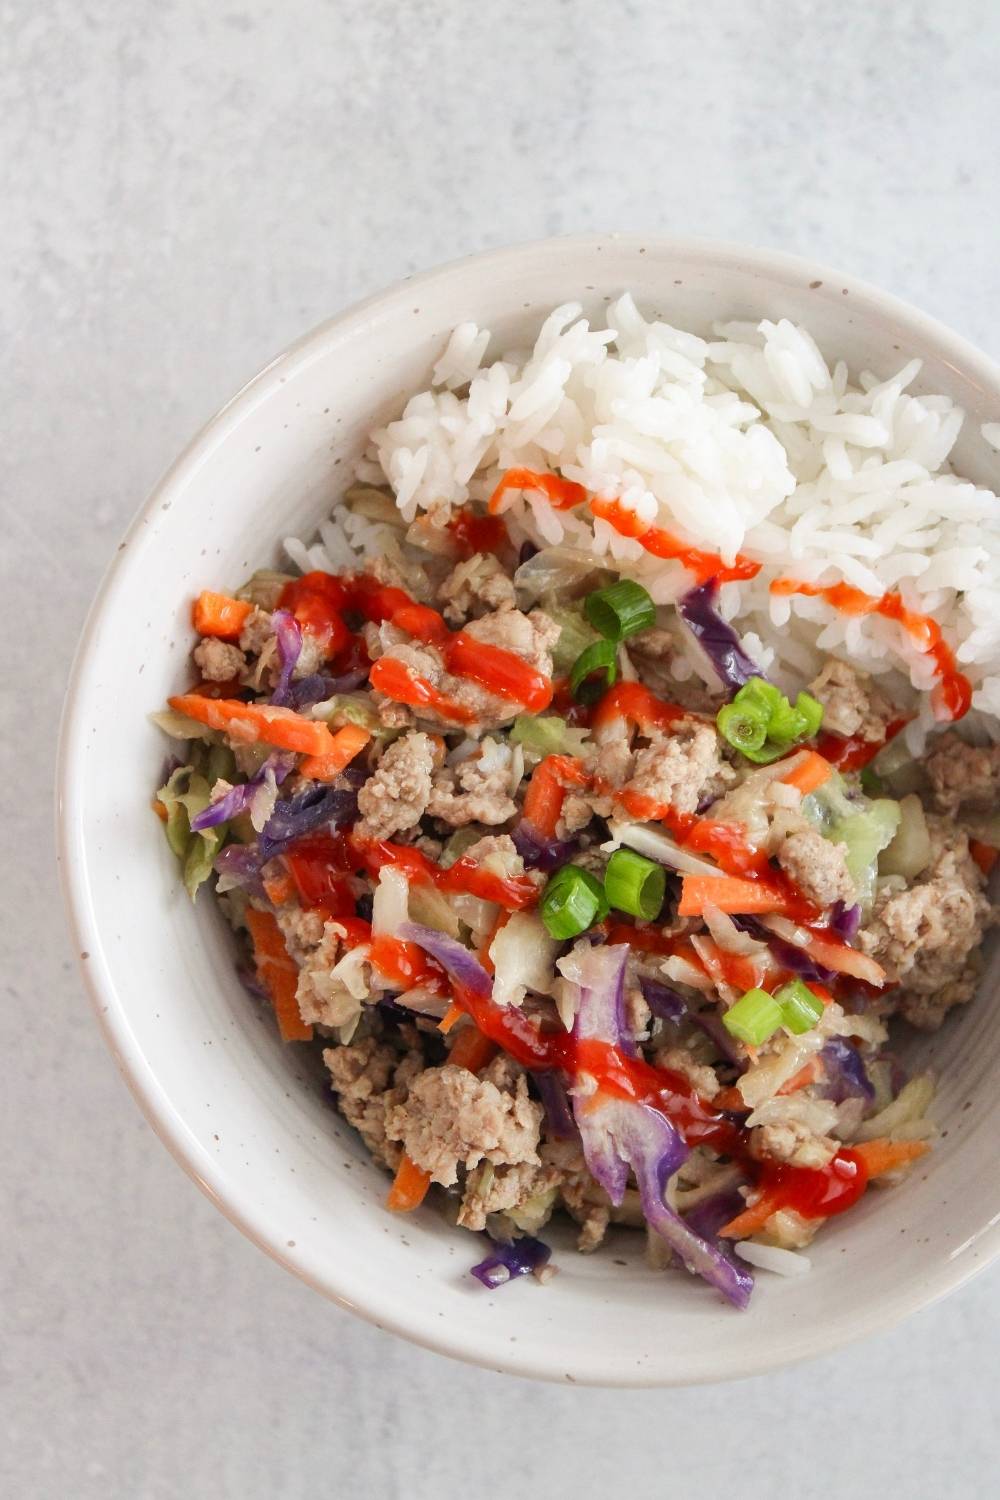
[58,235,1000,1385]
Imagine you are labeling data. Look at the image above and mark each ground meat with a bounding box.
[859,822,992,1028]
[295,920,369,1029]
[427,741,518,827]
[457,1159,560,1232]
[372,606,558,733]
[749,1120,837,1169]
[542,1139,613,1252]
[437,553,517,625]
[192,637,246,681]
[653,1045,719,1101]
[355,731,437,842]
[238,606,275,657]
[324,1037,422,1171]
[776,827,855,909]
[385,1064,544,1187]
[376,700,414,730]
[622,719,734,815]
[808,658,895,742]
[626,626,675,662]
[557,793,594,837]
[925,733,1000,816]
[274,903,327,963]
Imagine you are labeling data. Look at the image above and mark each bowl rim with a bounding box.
[56,232,1000,1385]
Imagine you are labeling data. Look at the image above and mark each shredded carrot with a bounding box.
[447,1024,498,1074]
[852,1137,930,1178]
[970,839,999,877]
[245,907,313,1042]
[192,590,253,640]
[386,1153,432,1212]
[718,1187,786,1240]
[437,1002,464,1035]
[263,872,294,906]
[780,750,833,796]
[778,1057,823,1095]
[300,723,372,781]
[678,875,788,917]
[169,693,339,757]
[151,797,168,822]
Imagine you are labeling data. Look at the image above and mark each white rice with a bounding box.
[287,294,1000,742]
[734,1241,812,1277]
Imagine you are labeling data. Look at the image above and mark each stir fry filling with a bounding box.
[153,478,998,1308]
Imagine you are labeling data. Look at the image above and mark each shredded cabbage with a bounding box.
[879,794,932,879]
[155,761,228,899]
[541,603,603,677]
[510,714,591,759]
[489,911,560,1008]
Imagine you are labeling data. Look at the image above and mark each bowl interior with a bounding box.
[60,236,1000,1385]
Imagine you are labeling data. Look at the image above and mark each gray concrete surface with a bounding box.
[4,1,1000,1495]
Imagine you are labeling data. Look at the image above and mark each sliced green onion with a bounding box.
[860,766,886,797]
[775,979,824,1035]
[737,677,783,716]
[604,848,666,920]
[792,691,824,739]
[722,988,784,1046]
[570,639,618,703]
[765,697,808,747]
[540,865,609,940]
[717,700,769,754]
[584,580,656,642]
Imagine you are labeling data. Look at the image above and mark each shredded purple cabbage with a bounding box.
[398,922,493,998]
[189,753,293,833]
[682,1187,747,1244]
[270,609,303,707]
[731,915,837,985]
[572,943,634,1056]
[470,1234,551,1288]
[286,669,369,709]
[638,976,686,1024]
[235,962,270,1003]
[830,901,862,941]
[511,819,580,872]
[213,843,265,896]
[677,581,766,694]
[574,1094,753,1309]
[818,1039,875,1105]
[533,1070,577,1140]
[257,783,358,862]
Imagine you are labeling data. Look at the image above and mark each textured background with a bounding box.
[5,1,1000,1495]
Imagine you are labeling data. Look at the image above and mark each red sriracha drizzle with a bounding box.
[450,978,869,1222]
[280,567,553,718]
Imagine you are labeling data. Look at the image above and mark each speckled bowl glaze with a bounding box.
[58,235,1000,1385]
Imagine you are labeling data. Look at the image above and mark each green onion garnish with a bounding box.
[717,678,825,763]
[722,987,784,1046]
[775,979,824,1035]
[539,864,609,940]
[717,701,769,755]
[570,639,618,703]
[584,580,656,642]
[604,848,666,921]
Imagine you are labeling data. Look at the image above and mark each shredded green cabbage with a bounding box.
[804,773,900,904]
[510,714,591,758]
[312,694,389,735]
[543,603,602,677]
[155,742,236,899]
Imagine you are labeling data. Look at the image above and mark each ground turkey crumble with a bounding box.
[384,1062,544,1187]
[807,658,895,743]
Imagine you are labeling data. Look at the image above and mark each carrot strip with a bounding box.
[151,797,168,822]
[718,1187,786,1239]
[168,693,339,757]
[437,1002,465,1035]
[245,907,313,1042]
[678,875,788,917]
[780,750,833,796]
[192,590,252,640]
[447,1024,498,1074]
[970,839,999,877]
[777,1057,823,1096]
[852,1137,930,1178]
[386,1153,432,1212]
[300,723,372,781]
